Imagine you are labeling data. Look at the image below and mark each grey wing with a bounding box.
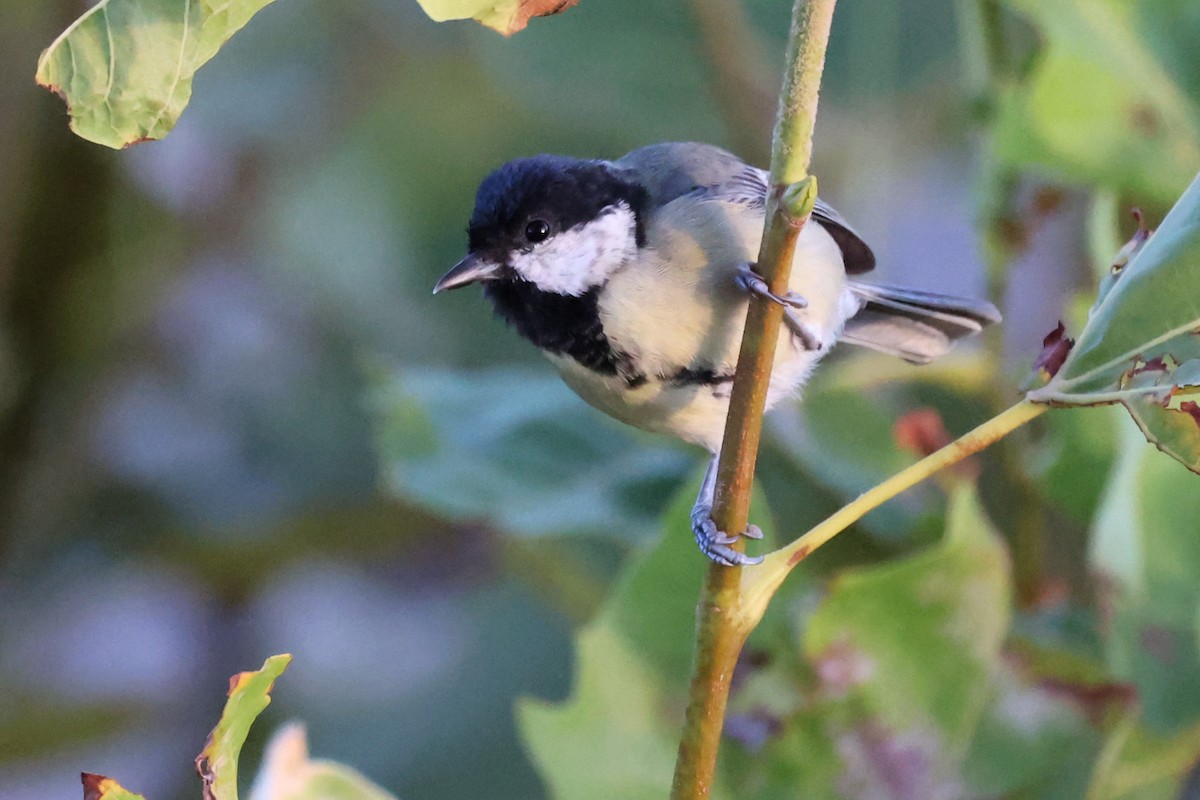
[688,161,876,275]
[842,282,1002,364]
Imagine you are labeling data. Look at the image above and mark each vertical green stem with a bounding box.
[670,2,837,797]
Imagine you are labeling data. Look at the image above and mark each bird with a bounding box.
[434,142,1000,566]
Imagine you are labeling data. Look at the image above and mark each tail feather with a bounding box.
[843,282,1001,365]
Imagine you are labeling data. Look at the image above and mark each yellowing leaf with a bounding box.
[197,654,293,800]
[82,774,146,800]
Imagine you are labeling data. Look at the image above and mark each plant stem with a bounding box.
[739,400,1048,626]
[670,2,836,797]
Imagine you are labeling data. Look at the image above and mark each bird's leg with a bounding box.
[691,452,764,567]
[782,308,822,351]
[735,263,821,351]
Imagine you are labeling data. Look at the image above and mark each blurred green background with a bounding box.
[2,1,1200,798]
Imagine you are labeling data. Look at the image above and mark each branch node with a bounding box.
[780,175,818,226]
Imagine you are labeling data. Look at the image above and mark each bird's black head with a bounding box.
[435,155,648,297]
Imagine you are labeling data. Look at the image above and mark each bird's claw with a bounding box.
[691,506,764,567]
[783,308,822,351]
[735,263,808,310]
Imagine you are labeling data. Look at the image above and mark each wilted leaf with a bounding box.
[197,654,293,800]
[36,0,278,149]
[1021,321,1075,391]
[371,368,691,541]
[248,723,397,800]
[414,0,579,36]
[803,487,1011,760]
[994,0,1200,203]
[1028,173,1200,473]
[82,774,146,800]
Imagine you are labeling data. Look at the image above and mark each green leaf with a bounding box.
[414,0,580,36]
[517,623,687,800]
[82,774,147,800]
[994,0,1200,203]
[36,0,278,149]
[517,484,762,799]
[1027,406,1118,525]
[248,723,398,800]
[1088,717,1200,800]
[1090,415,1200,731]
[608,475,777,690]
[197,654,293,800]
[803,486,1011,756]
[962,673,1097,800]
[1029,172,1200,473]
[371,367,690,541]
[774,383,927,539]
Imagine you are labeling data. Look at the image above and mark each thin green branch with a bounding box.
[670,2,836,798]
[738,400,1048,627]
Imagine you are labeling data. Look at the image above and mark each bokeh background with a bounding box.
[2,1,1199,798]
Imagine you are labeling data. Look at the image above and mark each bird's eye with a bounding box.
[525,219,550,243]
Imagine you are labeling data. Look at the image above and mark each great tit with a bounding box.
[435,142,1000,566]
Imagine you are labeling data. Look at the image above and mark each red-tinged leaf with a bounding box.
[81,774,145,800]
[196,654,292,800]
[415,0,579,36]
[507,0,580,33]
[1022,322,1075,391]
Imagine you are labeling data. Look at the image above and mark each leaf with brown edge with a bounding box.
[1028,172,1200,475]
[196,654,293,800]
[414,0,579,36]
[82,774,146,800]
[36,0,280,149]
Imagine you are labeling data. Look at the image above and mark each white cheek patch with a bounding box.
[510,203,638,296]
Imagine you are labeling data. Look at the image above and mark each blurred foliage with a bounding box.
[248,724,397,800]
[993,0,1200,205]
[5,0,1200,799]
[370,367,689,541]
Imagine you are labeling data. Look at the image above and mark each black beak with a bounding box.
[433,253,503,294]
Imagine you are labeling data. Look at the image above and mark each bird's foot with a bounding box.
[691,503,764,567]
[736,263,821,351]
[735,263,808,310]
